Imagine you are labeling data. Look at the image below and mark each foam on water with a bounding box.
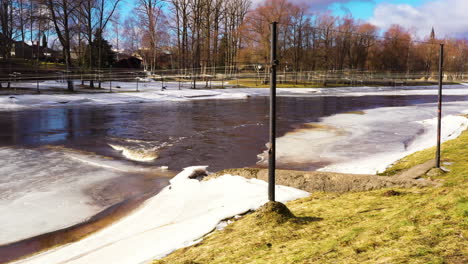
[109,144,160,162]
[107,137,186,162]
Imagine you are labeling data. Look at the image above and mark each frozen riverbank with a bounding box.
[261,102,468,174]
[10,167,308,264]
[1,83,468,111]
[0,147,171,246]
[1,84,468,263]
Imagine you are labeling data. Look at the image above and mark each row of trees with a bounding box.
[1,0,468,88]
[0,0,121,90]
[223,0,467,76]
[116,0,467,76]
[120,0,251,74]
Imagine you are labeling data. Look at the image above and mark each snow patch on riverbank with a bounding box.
[13,167,308,264]
[0,89,250,111]
[0,147,168,245]
[1,84,468,111]
[318,114,468,174]
[0,148,119,245]
[268,101,468,174]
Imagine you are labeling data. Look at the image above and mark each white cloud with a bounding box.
[369,0,468,39]
[250,0,371,10]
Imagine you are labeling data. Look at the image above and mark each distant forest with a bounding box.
[0,0,467,75]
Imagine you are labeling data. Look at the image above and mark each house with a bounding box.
[39,46,62,61]
[113,55,143,69]
[0,33,61,61]
[0,33,34,60]
[10,41,34,59]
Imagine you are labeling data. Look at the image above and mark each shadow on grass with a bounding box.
[292,216,323,224]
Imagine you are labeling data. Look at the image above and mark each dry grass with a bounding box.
[153,130,468,264]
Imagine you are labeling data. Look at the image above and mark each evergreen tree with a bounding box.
[42,34,47,48]
[85,31,116,68]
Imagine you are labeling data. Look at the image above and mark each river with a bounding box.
[1,89,467,247]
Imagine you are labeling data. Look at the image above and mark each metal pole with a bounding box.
[110,67,112,93]
[161,73,164,89]
[269,22,278,202]
[192,67,196,89]
[436,44,444,168]
[221,74,224,89]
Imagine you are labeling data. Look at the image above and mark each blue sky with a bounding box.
[330,0,425,20]
[120,0,426,20]
[118,0,467,39]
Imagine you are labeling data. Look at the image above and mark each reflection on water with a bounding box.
[0,94,467,171]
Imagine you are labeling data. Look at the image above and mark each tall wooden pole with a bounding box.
[269,22,278,202]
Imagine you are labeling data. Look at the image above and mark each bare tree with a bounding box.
[122,15,140,54]
[0,0,15,61]
[136,0,165,72]
[111,10,120,60]
[46,0,80,91]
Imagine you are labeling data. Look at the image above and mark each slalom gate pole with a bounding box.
[436,44,444,168]
[269,22,278,202]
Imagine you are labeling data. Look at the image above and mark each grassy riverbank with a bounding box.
[226,79,459,88]
[154,130,468,264]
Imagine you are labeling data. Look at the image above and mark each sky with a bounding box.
[120,0,467,39]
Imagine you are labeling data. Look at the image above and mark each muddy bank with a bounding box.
[207,160,437,193]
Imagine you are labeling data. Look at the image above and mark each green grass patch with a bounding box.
[154,129,468,264]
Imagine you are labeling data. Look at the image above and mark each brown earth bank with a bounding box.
[207,159,438,193]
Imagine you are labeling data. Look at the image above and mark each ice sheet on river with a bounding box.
[0,88,250,111]
[12,166,309,264]
[267,101,468,174]
[0,147,168,245]
[1,83,468,111]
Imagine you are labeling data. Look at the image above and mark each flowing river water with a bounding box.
[1,91,468,252]
[3,94,466,171]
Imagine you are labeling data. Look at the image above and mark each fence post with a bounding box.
[269,21,278,202]
[221,74,224,89]
[110,67,112,93]
[161,73,164,89]
[436,44,444,168]
[192,68,196,89]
